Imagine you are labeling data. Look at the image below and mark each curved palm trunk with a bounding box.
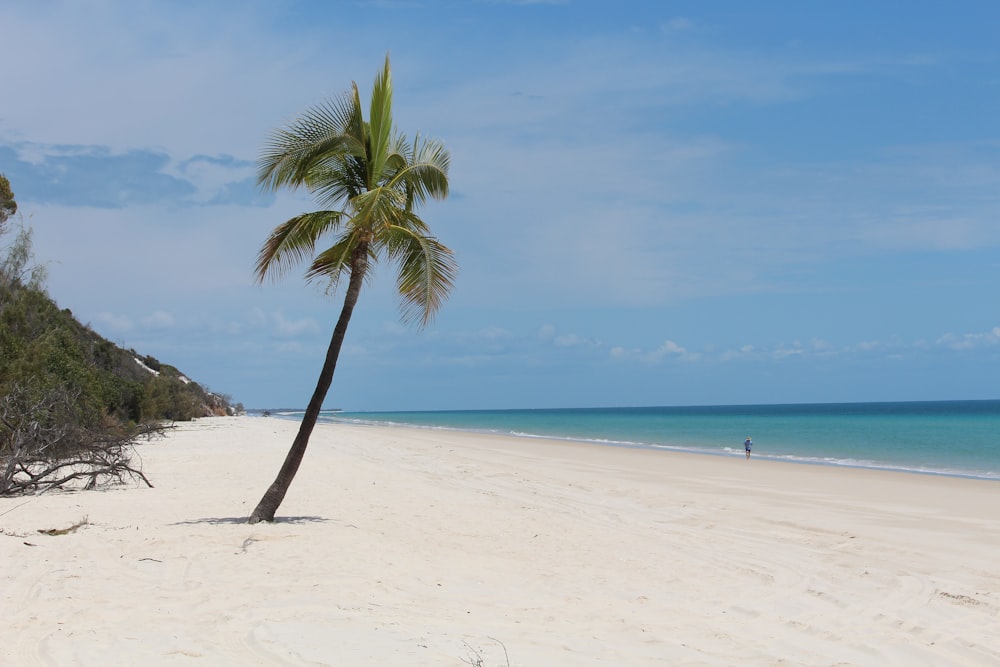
[248,245,369,524]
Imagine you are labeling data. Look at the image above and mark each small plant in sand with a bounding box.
[461,638,511,667]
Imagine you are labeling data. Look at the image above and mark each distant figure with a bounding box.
[744,436,752,459]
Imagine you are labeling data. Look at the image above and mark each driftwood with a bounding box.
[0,383,162,495]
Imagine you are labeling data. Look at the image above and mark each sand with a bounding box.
[2,415,998,666]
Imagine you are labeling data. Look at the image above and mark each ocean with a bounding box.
[273,401,1000,481]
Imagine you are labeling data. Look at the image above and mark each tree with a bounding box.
[247,54,457,523]
[0,173,16,231]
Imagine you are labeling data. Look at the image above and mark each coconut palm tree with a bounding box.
[248,55,456,524]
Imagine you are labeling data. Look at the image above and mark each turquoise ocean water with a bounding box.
[274,401,1000,480]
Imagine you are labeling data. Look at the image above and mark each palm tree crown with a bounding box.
[256,54,456,326]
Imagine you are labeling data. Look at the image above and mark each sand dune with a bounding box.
[2,416,998,665]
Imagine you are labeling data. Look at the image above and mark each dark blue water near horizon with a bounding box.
[270,400,1000,480]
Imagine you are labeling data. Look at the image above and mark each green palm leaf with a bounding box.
[254,210,345,282]
[304,231,359,284]
[383,220,458,326]
[367,55,394,185]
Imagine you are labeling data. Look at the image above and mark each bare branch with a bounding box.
[0,383,163,496]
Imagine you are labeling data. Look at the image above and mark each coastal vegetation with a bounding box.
[0,174,238,495]
[0,173,16,225]
[247,54,457,523]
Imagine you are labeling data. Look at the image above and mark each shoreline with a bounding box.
[3,415,999,665]
[286,412,1000,482]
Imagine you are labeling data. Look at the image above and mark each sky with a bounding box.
[1,0,998,411]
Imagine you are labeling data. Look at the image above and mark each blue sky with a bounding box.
[2,0,998,410]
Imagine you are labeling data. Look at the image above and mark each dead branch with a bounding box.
[1,383,163,495]
[37,516,90,536]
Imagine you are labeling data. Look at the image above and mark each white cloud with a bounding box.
[141,310,175,329]
[650,340,700,362]
[610,346,640,361]
[936,327,1000,351]
[721,345,756,362]
[477,326,513,341]
[487,0,569,4]
[663,17,694,32]
[554,333,585,347]
[536,325,594,348]
[272,312,320,338]
[209,319,243,336]
[809,338,835,354]
[0,2,362,158]
[772,341,815,360]
[611,339,699,363]
[381,321,407,336]
[173,156,256,204]
[95,311,133,332]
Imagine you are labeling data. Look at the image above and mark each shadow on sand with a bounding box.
[171,516,329,526]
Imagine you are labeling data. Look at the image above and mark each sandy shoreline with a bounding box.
[2,415,998,665]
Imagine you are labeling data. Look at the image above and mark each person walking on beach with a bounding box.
[744,436,752,459]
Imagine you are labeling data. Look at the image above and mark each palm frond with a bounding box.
[257,91,367,193]
[304,230,364,284]
[383,221,457,327]
[344,83,368,152]
[411,134,452,176]
[254,210,344,283]
[350,186,408,233]
[367,54,394,186]
[384,132,409,175]
[310,161,366,209]
[388,134,450,208]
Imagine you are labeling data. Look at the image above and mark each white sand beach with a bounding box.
[2,415,998,666]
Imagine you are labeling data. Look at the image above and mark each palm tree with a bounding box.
[247,55,456,524]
